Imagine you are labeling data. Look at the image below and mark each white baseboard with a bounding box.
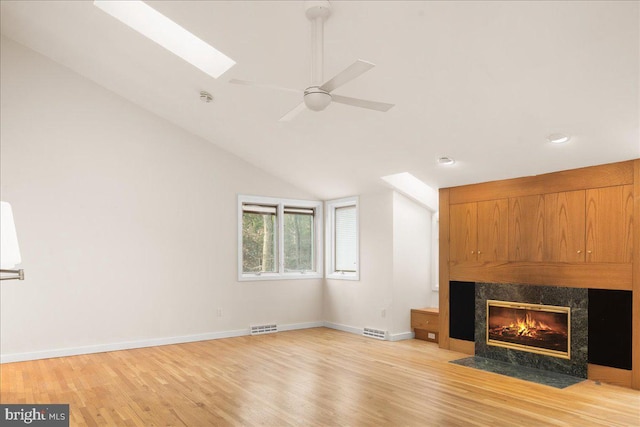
[279,321,325,331]
[322,321,363,336]
[323,321,414,342]
[388,331,414,342]
[0,321,324,364]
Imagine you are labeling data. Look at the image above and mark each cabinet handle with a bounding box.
[587,250,592,254]
[471,251,475,254]
[577,250,582,254]
[477,250,482,255]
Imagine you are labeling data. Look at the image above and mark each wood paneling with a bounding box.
[440,160,638,389]
[449,261,632,290]
[2,328,640,426]
[477,199,508,261]
[449,202,477,262]
[585,185,634,263]
[588,364,633,389]
[544,190,586,262]
[449,338,475,355]
[438,189,451,350]
[508,195,545,261]
[633,159,640,390]
[448,160,634,204]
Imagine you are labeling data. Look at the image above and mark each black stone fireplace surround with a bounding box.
[449,281,633,380]
[476,282,588,378]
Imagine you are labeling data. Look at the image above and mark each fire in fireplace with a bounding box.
[487,300,570,359]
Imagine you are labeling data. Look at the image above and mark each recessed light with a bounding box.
[547,133,571,144]
[94,1,235,78]
[438,156,455,165]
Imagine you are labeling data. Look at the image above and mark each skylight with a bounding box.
[381,172,438,212]
[94,1,235,78]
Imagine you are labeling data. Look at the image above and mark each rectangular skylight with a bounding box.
[381,172,439,212]
[94,0,235,78]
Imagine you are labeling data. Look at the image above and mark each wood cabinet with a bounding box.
[544,190,585,262]
[411,308,439,342]
[450,199,508,262]
[586,185,634,263]
[450,203,476,262]
[541,186,633,263]
[509,195,545,261]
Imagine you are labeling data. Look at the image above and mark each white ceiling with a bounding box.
[1,1,638,199]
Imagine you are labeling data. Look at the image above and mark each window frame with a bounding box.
[325,196,359,281]
[238,195,323,281]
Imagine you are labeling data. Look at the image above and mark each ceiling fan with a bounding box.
[229,0,394,121]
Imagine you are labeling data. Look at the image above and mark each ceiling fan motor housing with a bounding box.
[304,86,332,111]
[305,1,331,20]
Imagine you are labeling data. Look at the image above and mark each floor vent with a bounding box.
[363,327,387,340]
[250,324,278,335]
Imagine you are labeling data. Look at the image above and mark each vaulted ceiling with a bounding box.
[1,1,638,199]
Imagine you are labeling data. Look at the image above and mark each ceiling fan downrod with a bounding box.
[304,1,332,111]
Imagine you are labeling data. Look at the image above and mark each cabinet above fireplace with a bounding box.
[443,161,635,290]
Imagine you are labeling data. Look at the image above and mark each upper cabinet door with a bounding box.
[585,185,634,263]
[544,190,586,262]
[509,195,545,262]
[450,202,477,262]
[477,199,508,262]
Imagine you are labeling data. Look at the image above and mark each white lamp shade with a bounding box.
[1,201,22,269]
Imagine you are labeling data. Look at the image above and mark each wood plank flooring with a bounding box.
[1,328,639,426]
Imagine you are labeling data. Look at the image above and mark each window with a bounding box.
[238,195,322,281]
[326,197,359,280]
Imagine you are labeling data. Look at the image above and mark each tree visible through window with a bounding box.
[242,205,277,273]
[239,196,322,280]
[284,207,314,272]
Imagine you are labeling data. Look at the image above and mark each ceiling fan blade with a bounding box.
[331,94,394,112]
[319,60,375,93]
[229,78,301,94]
[278,102,307,122]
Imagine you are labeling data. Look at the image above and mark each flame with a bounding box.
[508,313,551,338]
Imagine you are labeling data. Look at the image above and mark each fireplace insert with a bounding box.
[487,300,570,359]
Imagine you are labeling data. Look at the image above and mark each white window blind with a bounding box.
[334,205,357,272]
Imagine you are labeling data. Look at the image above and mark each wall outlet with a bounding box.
[216,308,223,317]
[381,309,386,318]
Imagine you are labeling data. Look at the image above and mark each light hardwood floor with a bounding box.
[1,328,639,426]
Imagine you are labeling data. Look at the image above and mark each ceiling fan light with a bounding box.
[304,88,332,111]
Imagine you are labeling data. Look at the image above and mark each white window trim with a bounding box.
[325,196,359,281]
[238,195,323,281]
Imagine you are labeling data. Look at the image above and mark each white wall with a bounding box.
[323,191,436,339]
[0,36,323,361]
[391,192,434,335]
[323,191,394,333]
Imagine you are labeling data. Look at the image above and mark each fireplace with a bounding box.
[475,283,588,378]
[487,300,570,359]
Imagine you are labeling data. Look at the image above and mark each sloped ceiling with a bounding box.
[1,1,638,199]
